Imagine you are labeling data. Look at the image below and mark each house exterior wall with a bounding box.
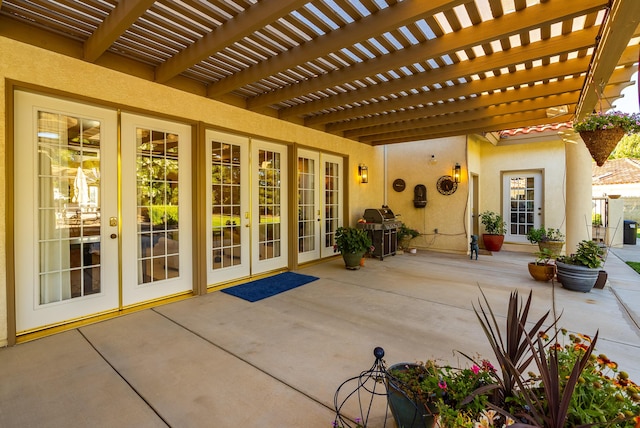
[385,137,469,254]
[0,36,383,345]
[477,138,567,252]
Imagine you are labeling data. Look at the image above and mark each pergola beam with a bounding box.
[84,0,155,62]
[247,0,607,110]
[206,0,467,97]
[576,0,640,118]
[154,0,308,83]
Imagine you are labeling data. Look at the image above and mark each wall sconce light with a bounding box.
[358,164,369,184]
[453,163,461,183]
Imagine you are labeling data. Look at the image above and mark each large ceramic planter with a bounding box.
[555,261,599,292]
[528,262,556,282]
[482,234,504,252]
[538,241,564,257]
[342,251,365,270]
[387,363,437,428]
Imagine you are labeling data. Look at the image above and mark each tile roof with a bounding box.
[592,158,640,185]
[499,122,573,138]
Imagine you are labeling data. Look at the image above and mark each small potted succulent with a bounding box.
[555,240,605,292]
[480,211,506,252]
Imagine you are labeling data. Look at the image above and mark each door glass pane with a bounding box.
[298,156,315,253]
[136,128,180,283]
[258,149,281,260]
[37,111,102,303]
[324,161,340,248]
[211,140,242,269]
[509,176,535,236]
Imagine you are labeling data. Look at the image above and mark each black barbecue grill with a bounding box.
[357,206,402,260]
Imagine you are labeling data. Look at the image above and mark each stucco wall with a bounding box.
[478,138,567,251]
[385,137,469,253]
[0,36,382,345]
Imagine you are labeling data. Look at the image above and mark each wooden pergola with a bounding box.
[1,0,639,145]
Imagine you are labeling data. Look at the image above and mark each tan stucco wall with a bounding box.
[478,138,567,252]
[0,36,383,345]
[385,137,469,254]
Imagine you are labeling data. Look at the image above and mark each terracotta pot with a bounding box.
[482,234,504,252]
[528,262,556,282]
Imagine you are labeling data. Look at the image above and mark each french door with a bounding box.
[502,171,542,243]
[14,92,192,333]
[297,149,343,264]
[252,140,288,274]
[206,130,250,284]
[14,91,119,332]
[120,113,192,305]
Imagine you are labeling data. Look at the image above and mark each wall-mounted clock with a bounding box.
[392,178,406,192]
[436,175,458,195]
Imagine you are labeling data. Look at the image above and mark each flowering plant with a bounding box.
[573,111,640,134]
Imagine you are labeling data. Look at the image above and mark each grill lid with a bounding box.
[363,207,396,223]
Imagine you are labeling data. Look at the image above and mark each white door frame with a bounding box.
[502,170,543,243]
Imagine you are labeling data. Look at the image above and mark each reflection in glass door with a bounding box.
[121,113,192,306]
[206,130,249,284]
[503,171,542,243]
[14,91,119,333]
[252,140,288,274]
[322,155,343,257]
[297,150,320,263]
[296,150,343,263]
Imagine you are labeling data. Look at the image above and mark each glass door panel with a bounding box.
[121,113,192,306]
[503,171,542,243]
[297,150,320,263]
[14,91,119,333]
[321,154,343,257]
[206,130,249,284]
[252,140,288,274]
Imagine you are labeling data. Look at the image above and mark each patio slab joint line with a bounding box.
[76,328,171,427]
[150,307,336,415]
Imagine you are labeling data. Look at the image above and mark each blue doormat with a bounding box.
[221,272,319,302]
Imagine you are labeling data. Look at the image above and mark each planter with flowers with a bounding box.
[573,111,640,166]
[333,290,640,427]
[334,226,373,270]
[528,248,557,282]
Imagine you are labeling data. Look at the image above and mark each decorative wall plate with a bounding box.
[436,175,458,195]
[392,178,406,192]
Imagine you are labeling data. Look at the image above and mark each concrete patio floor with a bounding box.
[1,244,639,427]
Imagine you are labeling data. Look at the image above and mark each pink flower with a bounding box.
[472,365,480,375]
[438,380,447,390]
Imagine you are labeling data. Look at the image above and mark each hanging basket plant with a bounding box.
[573,111,640,166]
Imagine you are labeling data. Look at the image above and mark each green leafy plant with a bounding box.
[526,227,564,244]
[397,224,420,241]
[534,248,557,265]
[573,111,640,134]
[333,226,372,254]
[480,211,506,235]
[557,240,604,269]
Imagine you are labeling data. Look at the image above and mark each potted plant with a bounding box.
[334,226,373,270]
[526,226,565,257]
[573,111,640,166]
[397,224,420,251]
[527,248,557,282]
[386,359,498,428]
[479,211,506,252]
[555,240,605,292]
